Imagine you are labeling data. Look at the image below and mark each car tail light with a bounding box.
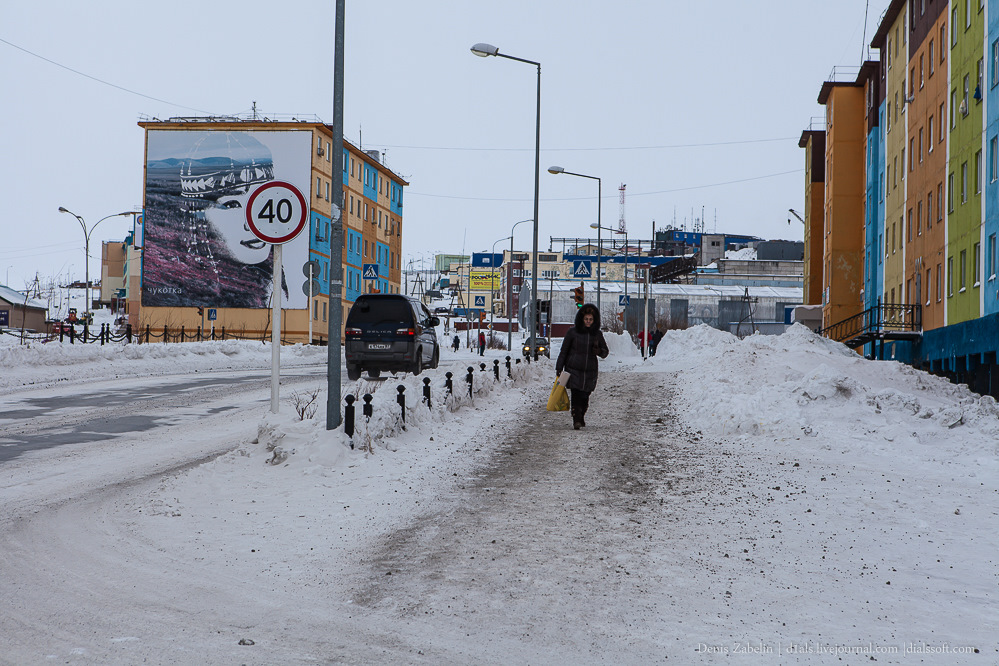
[345,328,362,336]
[396,328,416,336]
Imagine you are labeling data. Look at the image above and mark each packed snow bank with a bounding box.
[604,330,642,359]
[650,324,999,466]
[0,337,327,391]
[249,359,550,473]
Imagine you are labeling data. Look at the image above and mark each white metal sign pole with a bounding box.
[643,265,650,360]
[308,263,313,344]
[245,179,307,416]
[272,243,283,413]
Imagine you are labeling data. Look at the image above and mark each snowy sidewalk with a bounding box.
[0,325,995,664]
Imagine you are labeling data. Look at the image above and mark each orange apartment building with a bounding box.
[817,77,867,330]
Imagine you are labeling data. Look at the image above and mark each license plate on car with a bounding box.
[367,343,390,350]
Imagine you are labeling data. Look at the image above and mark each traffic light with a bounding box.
[197,306,204,317]
[572,283,585,308]
[479,311,486,322]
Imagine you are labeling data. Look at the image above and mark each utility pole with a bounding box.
[326,0,345,430]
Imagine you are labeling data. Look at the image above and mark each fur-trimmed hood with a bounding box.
[574,303,601,332]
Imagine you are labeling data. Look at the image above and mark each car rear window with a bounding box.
[346,297,414,326]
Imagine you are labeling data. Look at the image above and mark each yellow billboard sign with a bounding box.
[469,270,503,290]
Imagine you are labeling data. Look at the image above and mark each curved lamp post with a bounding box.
[58,207,140,319]
[508,218,532,353]
[548,166,602,313]
[490,235,512,346]
[472,42,542,358]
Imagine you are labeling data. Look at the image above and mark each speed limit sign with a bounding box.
[245,181,308,244]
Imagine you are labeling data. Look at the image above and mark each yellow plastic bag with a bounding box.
[546,381,570,411]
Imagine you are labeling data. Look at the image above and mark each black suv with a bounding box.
[345,295,441,380]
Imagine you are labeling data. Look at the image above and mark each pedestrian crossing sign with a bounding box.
[572,260,592,278]
[362,264,379,280]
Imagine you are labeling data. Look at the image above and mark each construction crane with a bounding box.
[788,208,805,225]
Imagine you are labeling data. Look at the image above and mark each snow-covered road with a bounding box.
[0,328,996,664]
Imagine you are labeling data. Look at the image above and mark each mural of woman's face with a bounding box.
[205,194,271,265]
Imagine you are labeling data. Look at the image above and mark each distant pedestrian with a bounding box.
[452,334,460,352]
[650,328,664,356]
[555,303,610,430]
[478,330,486,356]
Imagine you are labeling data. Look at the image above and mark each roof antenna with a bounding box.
[861,0,871,63]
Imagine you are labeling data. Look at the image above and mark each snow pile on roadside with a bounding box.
[652,323,999,466]
[604,330,642,359]
[247,359,550,473]
[0,338,327,390]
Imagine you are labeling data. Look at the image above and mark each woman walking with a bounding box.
[555,303,609,430]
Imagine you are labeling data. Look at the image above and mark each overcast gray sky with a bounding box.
[1,0,888,290]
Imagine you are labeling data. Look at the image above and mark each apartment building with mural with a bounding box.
[124,118,405,343]
[803,0,999,396]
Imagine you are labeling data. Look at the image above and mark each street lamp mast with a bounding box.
[471,42,542,359]
[58,207,139,320]
[548,166,602,314]
[490,235,512,347]
[508,218,532,353]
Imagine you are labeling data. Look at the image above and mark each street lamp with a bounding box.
[508,218,532,353]
[58,207,139,320]
[549,166,602,313]
[472,42,542,358]
[490,235,512,347]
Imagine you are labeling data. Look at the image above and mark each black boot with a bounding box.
[572,407,582,430]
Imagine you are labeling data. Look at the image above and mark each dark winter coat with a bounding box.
[555,304,609,393]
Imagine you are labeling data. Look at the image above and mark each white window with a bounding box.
[960,249,967,291]
[974,242,981,286]
[989,234,997,279]
[993,40,999,87]
[976,150,983,193]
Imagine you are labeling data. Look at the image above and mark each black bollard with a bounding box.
[445,371,453,397]
[69,326,75,344]
[397,385,406,425]
[422,377,432,408]
[83,322,89,342]
[479,363,486,375]
[344,394,356,445]
[466,366,474,398]
[180,325,186,342]
[506,355,512,377]
[493,359,500,381]
[100,324,106,346]
[126,324,132,343]
[362,394,373,422]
